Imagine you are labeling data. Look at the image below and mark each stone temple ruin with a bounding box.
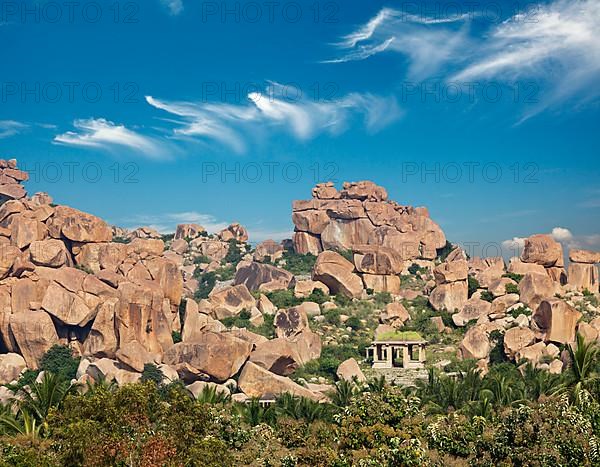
[366,337,427,370]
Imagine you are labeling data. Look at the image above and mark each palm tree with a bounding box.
[561,333,599,404]
[195,385,231,404]
[14,372,76,433]
[0,409,41,439]
[366,375,387,393]
[330,379,358,408]
[520,363,561,401]
[237,398,275,426]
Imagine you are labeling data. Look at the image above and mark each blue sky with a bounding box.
[1,0,599,255]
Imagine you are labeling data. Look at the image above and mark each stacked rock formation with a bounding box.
[508,234,566,284]
[429,248,469,312]
[0,159,28,202]
[0,160,184,377]
[568,249,599,292]
[292,181,446,260]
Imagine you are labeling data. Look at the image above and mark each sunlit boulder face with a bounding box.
[292,181,446,260]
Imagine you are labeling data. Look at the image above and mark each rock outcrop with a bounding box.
[292,181,446,260]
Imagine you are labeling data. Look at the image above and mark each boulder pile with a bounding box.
[0,159,328,401]
[292,181,446,260]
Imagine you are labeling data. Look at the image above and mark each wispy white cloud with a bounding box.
[327,1,600,118]
[146,83,401,153]
[323,7,470,79]
[160,0,183,15]
[0,120,29,138]
[452,0,600,120]
[54,118,169,159]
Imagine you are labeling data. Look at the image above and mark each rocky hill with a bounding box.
[0,159,599,406]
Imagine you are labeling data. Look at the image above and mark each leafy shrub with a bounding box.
[323,309,341,325]
[223,239,243,265]
[280,251,317,275]
[508,305,531,318]
[468,276,480,298]
[306,288,328,304]
[408,263,428,276]
[221,309,252,328]
[193,255,213,264]
[505,283,520,295]
[141,363,164,385]
[266,290,302,309]
[480,290,495,302]
[334,293,352,307]
[172,331,182,343]
[40,345,80,381]
[194,271,217,300]
[345,316,361,330]
[503,272,524,283]
[337,249,354,263]
[374,292,393,306]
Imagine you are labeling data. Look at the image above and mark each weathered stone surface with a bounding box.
[0,244,20,279]
[429,280,468,312]
[9,311,59,368]
[29,239,71,267]
[257,294,277,315]
[570,249,600,264]
[361,273,401,294]
[292,210,330,235]
[341,181,388,201]
[518,272,559,310]
[516,342,546,364]
[353,246,404,275]
[41,283,97,326]
[48,206,112,243]
[508,257,546,276]
[294,280,329,298]
[164,333,252,382]
[208,284,255,320]
[380,302,410,327]
[488,277,517,297]
[275,306,309,338]
[249,338,302,376]
[218,223,248,242]
[238,362,323,401]
[504,327,536,358]
[320,218,373,251]
[434,260,468,284]
[292,232,322,255]
[533,298,582,344]
[336,358,366,382]
[175,223,205,240]
[253,240,284,262]
[460,324,490,360]
[11,215,46,249]
[0,353,27,385]
[453,297,492,327]
[312,251,363,298]
[234,262,295,292]
[116,281,174,356]
[578,322,599,343]
[521,234,563,267]
[568,263,598,292]
[170,239,188,255]
[116,340,158,372]
[490,294,520,315]
[83,297,119,358]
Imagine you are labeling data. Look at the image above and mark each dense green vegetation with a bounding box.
[2,335,600,465]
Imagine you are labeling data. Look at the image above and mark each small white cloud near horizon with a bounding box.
[501,237,527,253]
[146,83,402,153]
[551,227,574,243]
[54,118,169,159]
[160,0,183,15]
[0,120,29,139]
